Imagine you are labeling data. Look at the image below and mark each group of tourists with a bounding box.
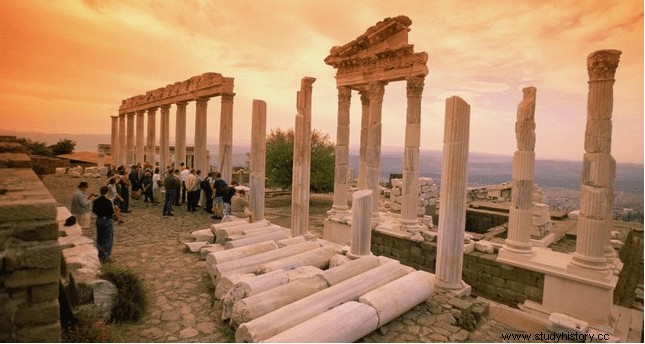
[70,163,254,263]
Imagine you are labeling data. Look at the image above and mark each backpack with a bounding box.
[200,178,211,192]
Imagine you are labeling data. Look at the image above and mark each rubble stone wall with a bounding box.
[371,230,544,305]
[0,150,61,342]
[465,209,509,234]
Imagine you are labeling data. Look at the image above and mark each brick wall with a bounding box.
[371,230,544,306]
[0,149,61,342]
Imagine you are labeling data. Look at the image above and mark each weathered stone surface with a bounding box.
[191,229,215,243]
[257,246,336,273]
[185,241,208,253]
[58,235,94,250]
[6,268,59,289]
[215,274,254,300]
[206,241,278,266]
[29,282,58,304]
[275,236,306,248]
[92,279,117,309]
[14,300,59,327]
[286,266,323,282]
[199,244,225,260]
[223,230,289,249]
[16,322,60,342]
[320,254,380,286]
[328,254,351,268]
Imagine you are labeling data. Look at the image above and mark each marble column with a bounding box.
[110,116,119,168]
[146,107,157,166]
[126,112,135,166]
[195,97,209,174]
[291,77,316,236]
[159,105,171,172]
[220,94,235,183]
[365,82,385,219]
[570,50,621,271]
[250,99,267,222]
[118,113,126,167]
[435,96,471,290]
[401,77,425,232]
[135,110,145,165]
[503,87,537,255]
[348,189,373,259]
[175,101,187,169]
[331,86,352,213]
[357,90,370,190]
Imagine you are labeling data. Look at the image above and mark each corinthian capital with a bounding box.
[368,82,385,101]
[587,50,621,81]
[338,87,351,102]
[406,77,425,97]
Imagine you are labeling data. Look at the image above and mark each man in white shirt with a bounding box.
[152,168,161,205]
[180,165,190,205]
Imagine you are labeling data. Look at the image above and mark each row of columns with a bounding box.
[110,94,235,182]
[330,77,425,231]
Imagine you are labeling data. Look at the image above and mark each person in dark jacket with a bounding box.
[92,186,115,263]
[222,180,238,216]
[163,171,179,216]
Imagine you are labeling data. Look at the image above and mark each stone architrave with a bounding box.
[331,87,351,213]
[159,105,170,171]
[219,93,235,183]
[366,81,385,218]
[503,87,537,255]
[400,77,425,232]
[135,110,145,164]
[435,96,471,290]
[175,101,187,168]
[570,50,621,271]
[348,189,373,259]
[146,107,157,166]
[291,77,316,236]
[118,113,126,167]
[126,112,135,165]
[194,97,209,173]
[110,116,119,167]
[357,90,370,190]
[250,99,266,222]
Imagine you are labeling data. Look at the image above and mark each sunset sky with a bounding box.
[1,0,643,163]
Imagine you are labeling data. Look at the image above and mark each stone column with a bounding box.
[291,77,316,236]
[570,50,621,271]
[97,146,105,169]
[503,87,537,255]
[365,82,385,219]
[135,110,145,164]
[146,107,157,166]
[195,97,209,174]
[159,105,171,172]
[126,112,135,166]
[175,101,187,169]
[435,96,471,290]
[357,90,370,190]
[331,86,351,213]
[220,94,235,182]
[110,116,119,168]
[250,99,267,222]
[118,113,126,167]
[401,77,425,232]
[348,190,373,259]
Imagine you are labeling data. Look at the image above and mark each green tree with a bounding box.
[15,137,53,156]
[50,139,76,155]
[265,128,335,192]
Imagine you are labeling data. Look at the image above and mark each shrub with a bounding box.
[100,265,148,323]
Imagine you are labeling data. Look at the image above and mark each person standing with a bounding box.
[129,165,141,200]
[222,180,238,216]
[180,165,190,205]
[71,181,95,229]
[163,170,179,216]
[203,172,214,214]
[92,186,115,263]
[185,169,197,212]
[211,172,227,220]
[152,167,162,205]
[141,170,154,205]
[118,170,130,213]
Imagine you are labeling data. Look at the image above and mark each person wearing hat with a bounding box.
[71,181,96,229]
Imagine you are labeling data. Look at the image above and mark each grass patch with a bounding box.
[100,264,148,323]
[202,273,216,307]
[220,324,236,342]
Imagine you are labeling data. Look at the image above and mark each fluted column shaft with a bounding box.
[110,116,119,168]
[126,113,135,166]
[357,91,370,190]
[401,77,425,231]
[118,114,126,167]
[250,99,267,222]
[135,110,145,164]
[435,96,471,289]
[175,102,187,169]
[504,87,537,254]
[366,82,385,219]
[146,107,157,166]
[159,105,171,171]
[291,77,316,236]
[332,86,352,213]
[348,190,373,259]
[219,94,235,182]
[570,49,621,271]
[195,97,209,174]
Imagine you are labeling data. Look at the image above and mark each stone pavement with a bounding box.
[43,174,562,343]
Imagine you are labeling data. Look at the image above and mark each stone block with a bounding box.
[475,240,495,254]
[15,322,60,342]
[29,282,58,304]
[191,229,215,243]
[13,220,59,242]
[13,241,60,270]
[6,268,59,289]
[14,300,59,327]
[548,312,589,335]
[185,241,208,252]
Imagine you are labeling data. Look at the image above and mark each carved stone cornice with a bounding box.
[406,77,425,97]
[338,87,351,102]
[119,72,235,114]
[587,50,621,81]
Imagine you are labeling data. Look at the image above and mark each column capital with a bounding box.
[221,93,236,102]
[368,81,385,101]
[126,112,135,118]
[587,50,621,81]
[406,77,425,97]
[118,113,126,118]
[196,96,210,103]
[176,100,188,107]
[147,107,158,114]
[111,115,119,119]
[160,104,171,110]
[338,86,351,102]
[359,89,370,106]
[136,109,146,115]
